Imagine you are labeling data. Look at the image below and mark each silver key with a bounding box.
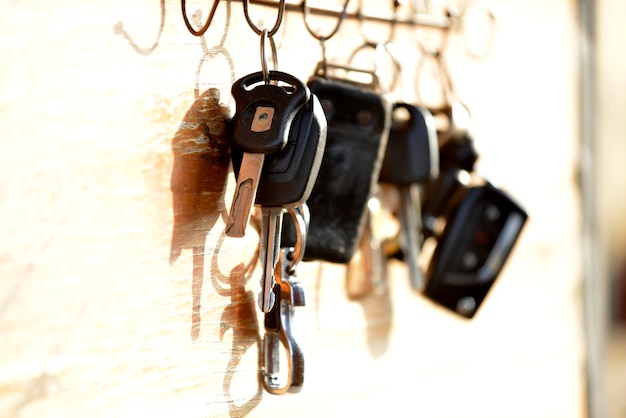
[258,206,284,313]
[225,151,265,237]
[399,183,425,290]
[226,104,274,237]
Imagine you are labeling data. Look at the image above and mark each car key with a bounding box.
[379,103,438,290]
[282,65,391,263]
[225,70,310,238]
[230,76,326,312]
[424,182,528,318]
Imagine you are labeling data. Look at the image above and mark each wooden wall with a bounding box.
[0,1,585,417]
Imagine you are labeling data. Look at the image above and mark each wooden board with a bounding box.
[0,1,585,417]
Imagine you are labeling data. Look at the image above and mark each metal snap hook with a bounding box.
[261,248,305,395]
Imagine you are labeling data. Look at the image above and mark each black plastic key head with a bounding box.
[379,103,439,185]
[232,93,327,207]
[231,71,310,154]
[424,183,528,318]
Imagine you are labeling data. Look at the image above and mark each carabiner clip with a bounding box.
[261,205,309,395]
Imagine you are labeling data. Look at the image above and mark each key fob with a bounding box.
[283,76,391,263]
[231,92,327,207]
[424,183,528,318]
[231,70,310,154]
[379,103,439,185]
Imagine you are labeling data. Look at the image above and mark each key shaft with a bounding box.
[259,206,284,312]
[226,152,265,237]
[399,183,425,290]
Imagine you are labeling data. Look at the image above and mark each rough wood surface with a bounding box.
[0,1,584,417]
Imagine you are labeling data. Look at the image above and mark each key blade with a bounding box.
[226,152,265,237]
[259,207,283,313]
[399,184,425,291]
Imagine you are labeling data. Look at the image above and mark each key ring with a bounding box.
[259,29,279,85]
[181,0,221,36]
[243,0,286,37]
[285,204,310,275]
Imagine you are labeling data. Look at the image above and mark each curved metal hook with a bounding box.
[181,0,221,37]
[356,0,399,44]
[302,0,350,42]
[243,0,286,36]
[260,29,279,84]
[303,0,350,76]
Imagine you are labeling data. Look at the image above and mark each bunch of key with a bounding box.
[226,69,326,394]
[418,103,528,318]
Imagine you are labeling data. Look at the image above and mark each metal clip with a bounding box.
[261,205,308,395]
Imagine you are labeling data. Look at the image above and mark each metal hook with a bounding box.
[181,0,221,36]
[356,0,400,45]
[303,0,351,41]
[303,0,350,76]
[261,204,308,395]
[243,0,286,36]
[260,28,279,84]
[414,39,455,108]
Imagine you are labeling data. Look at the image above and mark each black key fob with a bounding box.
[231,92,327,207]
[283,75,391,263]
[424,183,528,318]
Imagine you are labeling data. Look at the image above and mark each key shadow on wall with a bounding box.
[169,89,263,416]
[211,231,263,417]
[169,90,231,332]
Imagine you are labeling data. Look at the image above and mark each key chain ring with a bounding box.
[182,0,221,37]
[285,204,310,275]
[243,0,286,37]
[260,29,279,85]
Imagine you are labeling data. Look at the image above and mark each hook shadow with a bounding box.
[114,0,166,55]
[211,231,263,417]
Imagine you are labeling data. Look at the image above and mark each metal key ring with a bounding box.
[243,0,286,36]
[181,0,221,37]
[285,204,310,275]
[260,29,279,85]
